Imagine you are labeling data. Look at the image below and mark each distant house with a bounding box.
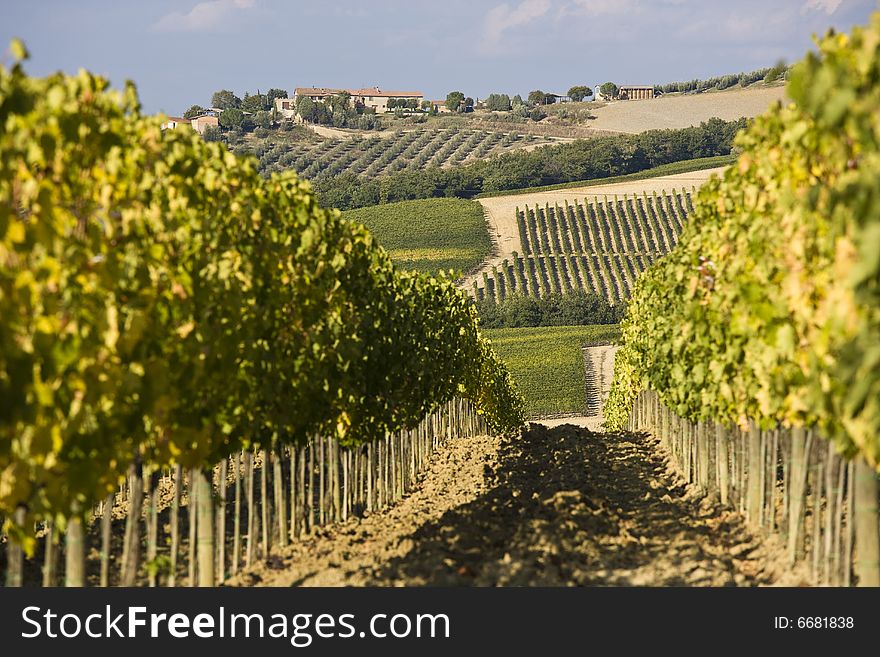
[189,114,219,134]
[161,116,192,131]
[275,97,297,118]
[292,86,425,114]
[429,99,452,114]
[617,85,655,100]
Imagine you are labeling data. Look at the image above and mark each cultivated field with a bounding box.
[464,166,724,293]
[342,198,491,275]
[587,85,786,134]
[256,128,549,179]
[475,190,692,304]
[485,325,620,418]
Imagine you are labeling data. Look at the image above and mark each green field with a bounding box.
[342,198,491,275]
[485,325,620,418]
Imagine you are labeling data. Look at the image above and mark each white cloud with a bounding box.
[153,0,256,33]
[801,0,843,14]
[482,0,553,50]
[569,0,635,15]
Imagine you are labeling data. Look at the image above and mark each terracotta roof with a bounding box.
[166,117,190,123]
[618,85,654,90]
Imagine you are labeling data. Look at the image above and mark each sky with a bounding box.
[2,0,877,115]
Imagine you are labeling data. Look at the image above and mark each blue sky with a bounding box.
[2,0,877,115]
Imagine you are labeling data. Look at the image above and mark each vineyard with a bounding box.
[485,325,620,418]
[473,190,693,303]
[255,128,546,179]
[342,198,491,275]
[606,16,880,585]
[0,45,523,587]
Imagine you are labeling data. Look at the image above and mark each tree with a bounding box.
[567,85,591,102]
[445,91,465,112]
[219,107,244,130]
[527,90,547,106]
[485,93,511,111]
[599,82,618,99]
[387,98,399,110]
[183,104,206,119]
[406,98,419,110]
[241,92,266,113]
[255,111,273,129]
[764,59,787,83]
[211,89,242,110]
[512,94,524,107]
[296,96,317,122]
[265,88,288,106]
[202,125,221,142]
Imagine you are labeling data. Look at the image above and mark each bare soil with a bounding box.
[587,86,786,134]
[231,425,807,587]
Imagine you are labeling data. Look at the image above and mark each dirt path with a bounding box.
[462,167,724,290]
[231,425,805,587]
[582,344,619,419]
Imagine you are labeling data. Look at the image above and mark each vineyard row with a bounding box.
[629,390,879,587]
[474,190,694,304]
[473,253,659,304]
[257,129,541,179]
[0,52,524,587]
[3,400,484,587]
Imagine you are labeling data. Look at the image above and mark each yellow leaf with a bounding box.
[176,321,195,338]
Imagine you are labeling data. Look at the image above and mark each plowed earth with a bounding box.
[231,424,806,587]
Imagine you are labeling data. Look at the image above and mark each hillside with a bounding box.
[464,165,725,296]
[342,198,491,275]
[587,85,786,134]
[255,128,550,178]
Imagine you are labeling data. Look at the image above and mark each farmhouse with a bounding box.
[161,116,191,131]
[189,114,219,134]
[291,86,425,114]
[618,85,655,100]
[275,97,298,118]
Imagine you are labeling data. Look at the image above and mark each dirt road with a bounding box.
[230,424,804,587]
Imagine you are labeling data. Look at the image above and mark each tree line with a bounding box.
[475,291,624,329]
[654,62,788,94]
[313,117,747,210]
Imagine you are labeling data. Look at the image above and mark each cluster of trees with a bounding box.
[485,93,512,111]
[295,93,383,130]
[387,97,426,110]
[475,291,624,329]
[445,91,475,112]
[481,85,593,121]
[315,117,746,210]
[654,64,787,94]
[183,88,289,134]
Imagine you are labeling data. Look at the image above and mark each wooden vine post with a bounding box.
[853,458,880,586]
